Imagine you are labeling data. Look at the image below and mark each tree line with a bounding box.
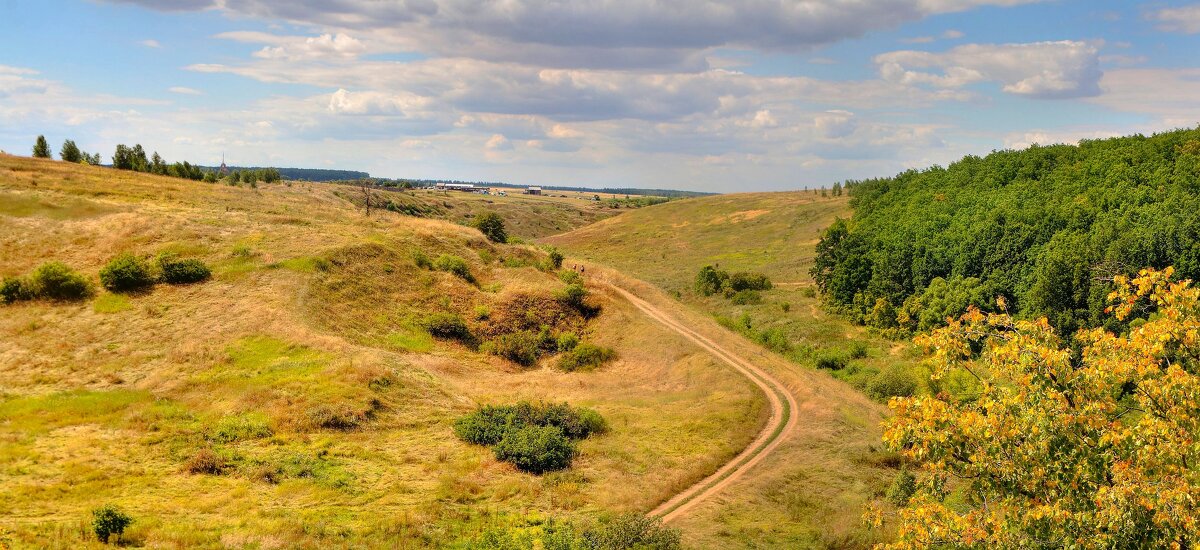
[31,135,280,185]
[812,126,1200,336]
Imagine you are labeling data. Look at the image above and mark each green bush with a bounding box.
[435,254,475,283]
[727,271,772,291]
[91,504,133,543]
[886,468,917,507]
[868,366,919,400]
[556,332,579,352]
[489,330,543,366]
[474,212,508,243]
[454,401,607,449]
[548,249,564,269]
[157,254,211,284]
[100,253,155,292]
[695,265,728,296]
[28,261,93,300]
[492,425,576,473]
[582,513,682,550]
[0,277,32,304]
[413,250,433,269]
[454,405,520,446]
[847,341,869,359]
[558,343,616,372]
[729,289,762,305]
[558,270,583,285]
[815,352,848,371]
[422,312,472,341]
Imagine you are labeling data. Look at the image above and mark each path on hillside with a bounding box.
[604,284,800,523]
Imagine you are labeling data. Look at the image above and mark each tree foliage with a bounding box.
[32,135,51,158]
[59,139,82,163]
[474,211,508,243]
[814,128,1200,335]
[875,268,1200,548]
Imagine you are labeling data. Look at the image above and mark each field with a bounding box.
[0,155,768,548]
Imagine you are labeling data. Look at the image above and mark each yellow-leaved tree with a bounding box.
[876,267,1200,548]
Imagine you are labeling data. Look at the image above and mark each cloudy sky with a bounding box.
[2,1,1199,192]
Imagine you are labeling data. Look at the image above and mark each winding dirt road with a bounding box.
[605,284,800,523]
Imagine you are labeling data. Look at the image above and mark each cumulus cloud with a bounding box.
[168,86,202,95]
[111,0,1047,69]
[140,39,161,48]
[815,110,858,138]
[875,40,1102,99]
[1148,4,1200,34]
[217,31,367,60]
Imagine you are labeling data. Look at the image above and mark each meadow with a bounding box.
[0,155,767,548]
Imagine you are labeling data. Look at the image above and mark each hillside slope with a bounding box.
[0,155,765,548]
[546,192,907,546]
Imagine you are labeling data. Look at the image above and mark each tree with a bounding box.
[91,504,133,543]
[150,152,166,174]
[32,135,51,158]
[60,139,82,163]
[130,144,149,172]
[832,181,843,196]
[474,211,507,243]
[695,265,728,296]
[874,267,1200,548]
[112,144,133,169]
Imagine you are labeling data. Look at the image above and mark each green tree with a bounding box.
[695,265,729,296]
[91,504,133,543]
[59,139,82,163]
[32,135,51,158]
[474,211,508,243]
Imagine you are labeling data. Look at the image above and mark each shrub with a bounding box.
[727,271,772,291]
[548,249,564,269]
[555,283,589,310]
[815,352,848,371]
[558,270,583,285]
[730,289,762,305]
[489,330,542,366]
[91,504,133,543]
[473,305,491,321]
[780,302,791,312]
[558,343,616,372]
[582,513,682,550]
[492,425,576,473]
[454,402,607,447]
[556,332,579,352]
[413,250,433,269]
[802,287,817,298]
[454,405,520,446]
[306,404,369,430]
[157,254,211,284]
[28,261,93,300]
[435,254,475,283]
[886,468,917,507]
[474,211,508,243]
[422,312,472,341]
[695,265,728,296]
[868,367,919,400]
[99,253,155,292]
[186,447,227,475]
[847,341,869,359]
[0,277,32,304]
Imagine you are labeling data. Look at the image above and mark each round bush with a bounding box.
[868,367,919,400]
[421,312,472,340]
[557,343,616,372]
[473,212,508,243]
[815,352,848,371]
[434,254,475,283]
[91,504,133,543]
[493,425,576,473]
[454,405,519,445]
[158,254,211,284]
[729,289,762,305]
[0,277,32,304]
[100,253,155,292]
[489,331,542,366]
[28,261,93,300]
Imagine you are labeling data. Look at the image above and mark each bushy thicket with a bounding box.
[100,253,156,292]
[1,261,93,303]
[157,253,211,284]
[91,504,133,543]
[474,211,508,243]
[454,402,606,473]
[696,265,772,299]
[470,513,681,550]
[557,343,616,372]
[434,254,475,283]
[421,312,472,341]
[813,127,1200,335]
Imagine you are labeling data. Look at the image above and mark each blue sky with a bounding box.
[2,1,1199,192]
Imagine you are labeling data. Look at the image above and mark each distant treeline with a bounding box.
[369,177,712,198]
[812,126,1200,336]
[201,166,369,182]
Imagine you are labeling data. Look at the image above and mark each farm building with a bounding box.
[436,182,477,192]
[525,186,543,195]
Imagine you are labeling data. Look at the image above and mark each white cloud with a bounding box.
[1148,4,1200,34]
[943,29,965,39]
[875,40,1102,99]
[168,86,202,95]
[485,134,513,151]
[140,39,161,48]
[815,110,857,139]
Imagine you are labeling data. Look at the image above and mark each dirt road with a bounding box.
[606,284,800,523]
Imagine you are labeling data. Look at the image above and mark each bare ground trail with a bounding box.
[600,280,800,523]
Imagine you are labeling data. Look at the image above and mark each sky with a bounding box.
[2,1,1200,192]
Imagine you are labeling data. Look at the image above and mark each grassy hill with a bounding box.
[545,192,911,545]
[0,155,768,548]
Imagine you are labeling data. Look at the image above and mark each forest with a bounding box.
[812,126,1200,335]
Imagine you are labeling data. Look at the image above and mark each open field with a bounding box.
[0,155,767,548]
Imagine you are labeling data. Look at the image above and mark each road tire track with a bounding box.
[606,284,800,523]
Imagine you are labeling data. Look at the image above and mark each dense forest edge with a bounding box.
[812,126,1200,336]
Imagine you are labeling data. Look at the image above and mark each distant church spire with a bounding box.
[219,152,228,175]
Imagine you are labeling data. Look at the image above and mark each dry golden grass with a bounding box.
[0,155,764,548]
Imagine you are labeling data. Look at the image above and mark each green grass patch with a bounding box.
[0,389,152,435]
[92,293,131,314]
[197,336,328,386]
[381,326,434,353]
[0,191,115,220]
